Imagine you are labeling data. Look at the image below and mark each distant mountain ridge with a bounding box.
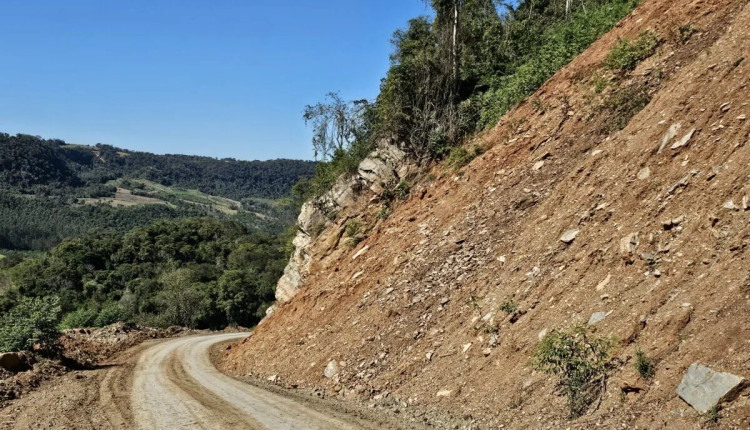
[0,133,316,250]
[0,133,315,200]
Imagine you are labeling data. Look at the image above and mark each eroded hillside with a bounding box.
[222,0,750,428]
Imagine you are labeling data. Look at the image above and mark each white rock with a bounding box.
[595,274,612,291]
[658,123,681,153]
[352,245,370,260]
[436,390,452,397]
[588,311,611,325]
[670,128,696,150]
[560,229,580,244]
[323,360,339,378]
[637,167,651,180]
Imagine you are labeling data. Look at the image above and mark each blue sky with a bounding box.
[0,1,431,160]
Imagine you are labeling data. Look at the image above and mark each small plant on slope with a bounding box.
[447,145,484,171]
[704,405,721,423]
[604,30,663,72]
[634,348,655,379]
[500,299,519,314]
[345,219,364,248]
[533,325,613,418]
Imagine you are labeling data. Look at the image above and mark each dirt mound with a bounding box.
[222,0,750,428]
[0,323,185,407]
[60,322,184,366]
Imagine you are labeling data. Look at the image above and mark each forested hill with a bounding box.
[0,133,316,251]
[0,133,315,200]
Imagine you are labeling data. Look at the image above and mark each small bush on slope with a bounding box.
[533,325,613,418]
[604,30,663,71]
[634,348,656,379]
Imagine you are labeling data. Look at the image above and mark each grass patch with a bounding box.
[604,31,663,72]
[113,179,242,214]
[500,299,519,314]
[592,73,610,94]
[533,325,613,418]
[704,405,721,423]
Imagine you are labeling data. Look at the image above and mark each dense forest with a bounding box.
[0,133,315,251]
[295,0,638,201]
[0,218,286,330]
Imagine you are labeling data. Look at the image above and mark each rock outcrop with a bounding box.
[271,142,415,309]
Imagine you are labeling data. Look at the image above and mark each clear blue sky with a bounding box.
[0,1,431,161]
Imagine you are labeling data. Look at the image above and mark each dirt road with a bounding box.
[132,333,365,429]
[0,333,392,429]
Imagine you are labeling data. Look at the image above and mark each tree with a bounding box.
[303,92,369,161]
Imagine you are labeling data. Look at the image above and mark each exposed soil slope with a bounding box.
[222,0,750,428]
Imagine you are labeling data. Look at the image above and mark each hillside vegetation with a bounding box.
[0,218,285,339]
[0,133,315,250]
[294,0,637,202]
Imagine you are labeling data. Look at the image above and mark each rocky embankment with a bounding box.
[223,0,750,428]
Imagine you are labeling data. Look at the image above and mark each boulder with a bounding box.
[677,363,745,413]
[0,352,27,372]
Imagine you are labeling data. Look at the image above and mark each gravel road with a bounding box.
[1,333,387,429]
[131,333,365,429]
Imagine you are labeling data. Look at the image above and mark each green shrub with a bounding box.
[634,348,655,379]
[447,145,484,170]
[60,307,98,329]
[678,24,697,43]
[500,300,519,314]
[533,325,613,418]
[0,296,62,353]
[604,31,663,72]
[94,302,124,327]
[377,205,391,220]
[345,220,363,248]
[394,180,411,200]
[478,1,637,129]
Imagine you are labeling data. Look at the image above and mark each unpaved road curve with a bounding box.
[132,333,365,429]
[1,333,395,430]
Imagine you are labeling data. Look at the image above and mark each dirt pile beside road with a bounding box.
[221,0,750,428]
[0,323,185,407]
